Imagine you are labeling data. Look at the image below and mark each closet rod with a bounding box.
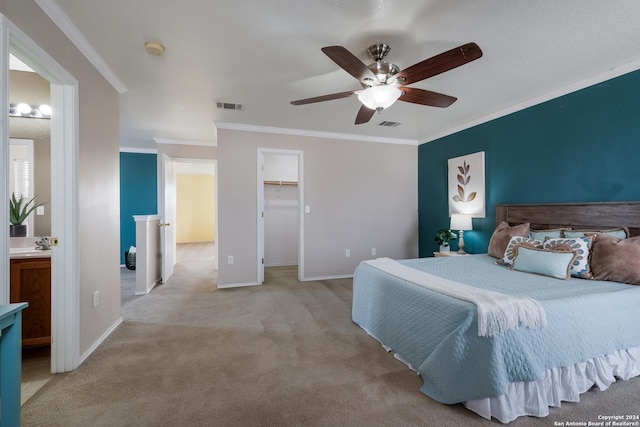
[264,180,297,186]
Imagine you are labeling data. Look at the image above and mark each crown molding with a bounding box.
[214,122,418,146]
[119,147,157,154]
[153,137,216,147]
[35,0,127,94]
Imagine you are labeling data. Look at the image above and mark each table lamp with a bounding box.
[450,214,473,254]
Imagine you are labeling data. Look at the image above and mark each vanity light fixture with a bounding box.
[9,103,51,119]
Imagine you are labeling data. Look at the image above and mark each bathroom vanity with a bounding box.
[9,248,51,349]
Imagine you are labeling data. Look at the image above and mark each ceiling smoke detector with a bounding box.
[144,41,166,56]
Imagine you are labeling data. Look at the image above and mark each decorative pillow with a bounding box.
[543,236,594,279]
[488,222,530,258]
[500,236,543,266]
[564,227,629,240]
[529,228,566,241]
[511,246,577,280]
[590,234,640,286]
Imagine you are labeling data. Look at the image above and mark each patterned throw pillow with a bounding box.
[500,236,543,266]
[543,236,594,278]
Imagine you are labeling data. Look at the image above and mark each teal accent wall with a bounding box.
[120,152,157,264]
[418,69,640,257]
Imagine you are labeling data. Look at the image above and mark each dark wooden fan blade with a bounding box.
[291,90,355,105]
[399,87,457,108]
[389,42,482,86]
[322,46,379,84]
[355,105,375,125]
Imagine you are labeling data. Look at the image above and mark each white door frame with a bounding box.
[159,153,176,283]
[160,156,219,275]
[0,16,79,372]
[257,148,304,283]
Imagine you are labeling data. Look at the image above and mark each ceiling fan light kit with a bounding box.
[291,42,483,124]
[357,85,402,110]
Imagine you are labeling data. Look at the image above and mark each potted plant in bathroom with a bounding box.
[9,193,43,237]
[434,228,457,252]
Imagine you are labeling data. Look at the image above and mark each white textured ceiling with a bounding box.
[49,0,640,149]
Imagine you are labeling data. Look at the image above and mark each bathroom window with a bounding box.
[10,138,35,236]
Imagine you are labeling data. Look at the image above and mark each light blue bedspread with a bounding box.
[352,254,640,404]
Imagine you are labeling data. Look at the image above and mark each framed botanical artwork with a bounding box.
[448,151,485,217]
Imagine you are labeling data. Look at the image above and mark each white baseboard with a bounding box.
[302,274,353,282]
[217,281,259,289]
[79,316,123,365]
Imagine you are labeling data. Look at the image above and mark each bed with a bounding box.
[352,202,640,423]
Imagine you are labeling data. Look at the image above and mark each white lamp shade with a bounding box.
[450,213,472,231]
[357,85,402,110]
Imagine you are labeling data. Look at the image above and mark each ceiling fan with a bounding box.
[291,42,482,125]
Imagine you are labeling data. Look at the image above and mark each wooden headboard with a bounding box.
[496,202,640,237]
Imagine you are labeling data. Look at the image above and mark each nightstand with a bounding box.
[433,251,467,257]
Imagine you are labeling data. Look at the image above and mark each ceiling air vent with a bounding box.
[378,121,401,127]
[216,102,244,111]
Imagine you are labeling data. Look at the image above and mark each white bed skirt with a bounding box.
[464,346,640,423]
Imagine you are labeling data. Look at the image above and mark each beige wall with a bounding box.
[217,128,418,286]
[176,174,215,243]
[2,1,121,356]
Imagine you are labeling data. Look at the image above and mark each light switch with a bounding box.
[36,205,45,215]
[305,205,310,214]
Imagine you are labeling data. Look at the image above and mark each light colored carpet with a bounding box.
[21,249,640,426]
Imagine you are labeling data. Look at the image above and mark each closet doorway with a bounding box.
[257,149,304,284]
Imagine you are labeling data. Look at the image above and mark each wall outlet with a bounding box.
[228,255,234,264]
[92,290,99,307]
[345,249,350,257]
[371,248,376,256]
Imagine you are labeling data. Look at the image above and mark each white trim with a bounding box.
[302,274,354,281]
[34,0,127,94]
[154,137,216,147]
[133,214,161,221]
[217,281,260,289]
[5,15,80,373]
[0,17,10,305]
[79,317,123,365]
[422,58,640,144]
[215,122,418,146]
[120,147,158,154]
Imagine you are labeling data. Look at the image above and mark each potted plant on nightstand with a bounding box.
[434,229,457,252]
[9,193,43,237]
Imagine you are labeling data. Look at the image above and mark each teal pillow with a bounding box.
[500,236,543,266]
[564,228,628,240]
[529,229,564,240]
[511,246,576,280]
